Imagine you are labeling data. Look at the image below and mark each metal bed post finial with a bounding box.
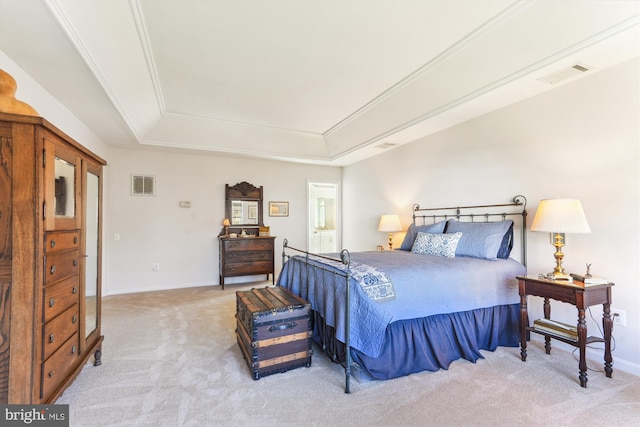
[513,195,528,267]
[281,238,289,273]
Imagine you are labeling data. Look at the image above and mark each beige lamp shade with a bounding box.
[531,199,590,234]
[378,214,402,232]
[223,218,231,226]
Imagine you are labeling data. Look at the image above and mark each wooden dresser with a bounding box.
[0,112,105,404]
[219,236,276,289]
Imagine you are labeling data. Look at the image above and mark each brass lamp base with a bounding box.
[548,232,572,281]
[388,232,393,250]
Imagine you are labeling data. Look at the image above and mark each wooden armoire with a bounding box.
[0,112,105,403]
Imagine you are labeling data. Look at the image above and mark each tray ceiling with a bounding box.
[1,0,638,165]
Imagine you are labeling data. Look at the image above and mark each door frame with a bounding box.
[306,180,341,253]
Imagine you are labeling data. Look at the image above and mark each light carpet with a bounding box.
[58,282,640,427]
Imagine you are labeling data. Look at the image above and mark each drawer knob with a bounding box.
[74,236,78,244]
[50,265,56,274]
[49,334,54,343]
[49,298,55,307]
[72,315,77,323]
[48,371,54,378]
[71,345,77,354]
[50,239,56,248]
[72,287,77,294]
[73,259,78,267]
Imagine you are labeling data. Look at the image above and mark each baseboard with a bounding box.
[103,281,215,296]
[530,334,640,377]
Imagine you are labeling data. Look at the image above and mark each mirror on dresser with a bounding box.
[224,181,264,233]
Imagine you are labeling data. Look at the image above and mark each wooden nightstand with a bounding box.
[517,275,614,387]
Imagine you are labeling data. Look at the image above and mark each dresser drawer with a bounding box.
[41,332,79,400]
[44,231,80,254]
[42,304,79,360]
[225,261,273,276]
[225,250,272,263]
[225,238,274,251]
[44,251,79,285]
[43,276,79,322]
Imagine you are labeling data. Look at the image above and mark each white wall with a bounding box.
[105,148,341,294]
[342,58,640,375]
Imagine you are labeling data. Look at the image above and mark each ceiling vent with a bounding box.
[131,174,156,196]
[375,142,398,149]
[537,64,591,85]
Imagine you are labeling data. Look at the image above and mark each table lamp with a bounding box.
[530,198,590,280]
[378,214,402,250]
[223,218,230,236]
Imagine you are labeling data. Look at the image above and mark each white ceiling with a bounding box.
[1,0,638,165]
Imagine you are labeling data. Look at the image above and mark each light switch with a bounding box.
[179,201,191,208]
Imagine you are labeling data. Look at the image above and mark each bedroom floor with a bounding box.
[58,282,640,427]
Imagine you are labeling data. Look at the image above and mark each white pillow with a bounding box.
[411,232,462,258]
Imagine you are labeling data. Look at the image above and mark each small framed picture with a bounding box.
[269,201,289,217]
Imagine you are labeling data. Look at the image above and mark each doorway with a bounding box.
[307,181,339,253]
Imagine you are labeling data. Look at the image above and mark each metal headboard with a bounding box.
[412,195,528,266]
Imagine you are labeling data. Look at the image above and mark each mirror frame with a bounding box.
[225,181,264,229]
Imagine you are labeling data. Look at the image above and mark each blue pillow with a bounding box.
[497,222,514,259]
[399,221,447,251]
[446,219,514,260]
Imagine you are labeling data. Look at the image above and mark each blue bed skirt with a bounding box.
[314,303,521,380]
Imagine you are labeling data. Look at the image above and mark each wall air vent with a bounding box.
[131,174,156,196]
[375,142,398,149]
[537,63,591,85]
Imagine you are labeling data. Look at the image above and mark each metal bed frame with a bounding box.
[280,195,527,393]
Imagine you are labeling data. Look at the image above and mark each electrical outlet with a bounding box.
[612,308,626,327]
[153,263,160,272]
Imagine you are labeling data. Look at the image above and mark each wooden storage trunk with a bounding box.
[236,286,312,379]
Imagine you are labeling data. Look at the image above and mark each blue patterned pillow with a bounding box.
[411,232,462,258]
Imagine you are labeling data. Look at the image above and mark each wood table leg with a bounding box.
[543,297,551,354]
[603,302,613,378]
[577,308,588,387]
[520,292,528,362]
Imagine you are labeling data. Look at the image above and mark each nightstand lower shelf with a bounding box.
[528,326,604,347]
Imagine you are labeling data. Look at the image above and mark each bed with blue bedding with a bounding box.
[276,196,528,392]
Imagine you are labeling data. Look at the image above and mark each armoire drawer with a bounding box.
[44,251,79,285]
[43,275,79,322]
[42,304,79,360]
[44,231,80,254]
[41,332,79,400]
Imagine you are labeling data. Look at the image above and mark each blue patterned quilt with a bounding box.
[306,255,396,302]
[277,250,526,358]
